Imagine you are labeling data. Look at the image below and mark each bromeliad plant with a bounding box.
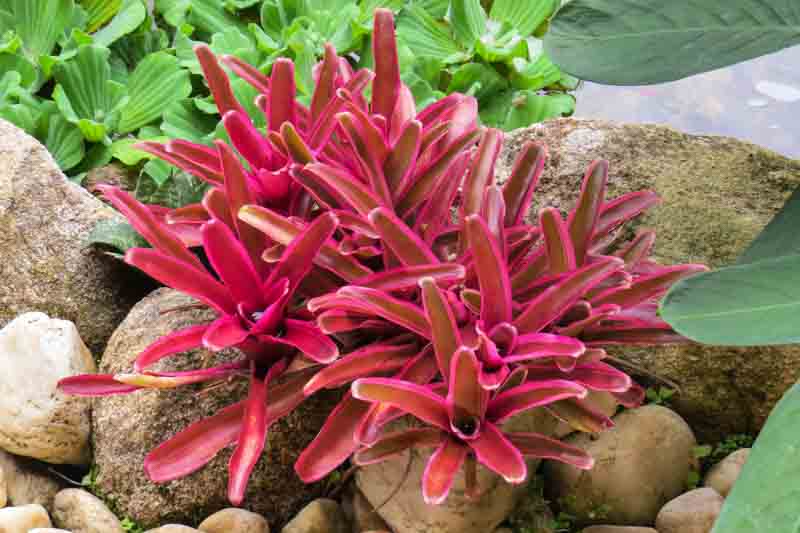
[60,8,706,507]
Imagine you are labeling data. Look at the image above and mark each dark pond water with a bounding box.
[574,46,800,159]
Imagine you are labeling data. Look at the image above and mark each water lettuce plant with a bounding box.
[59,8,704,507]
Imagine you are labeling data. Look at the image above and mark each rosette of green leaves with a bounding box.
[396,0,577,129]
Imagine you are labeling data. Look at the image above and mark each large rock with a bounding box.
[356,410,560,533]
[0,313,95,464]
[543,405,696,526]
[92,289,337,529]
[198,508,270,533]
[0,119,148,356]
[497,119,800,440]
[0,451,63,511]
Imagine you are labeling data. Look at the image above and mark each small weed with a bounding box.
[645,386,675,406]
[121,517,146,533]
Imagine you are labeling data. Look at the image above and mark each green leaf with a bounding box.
[0,52,38,89]
[92,0,146,47]
[136,166,209,207]
[80,0,122,33]
[43,112,85,171]
[397,6,469,64]
[712,381,800,532]
[660,253,800,346]
[502,90,574,129]
[510,41,563,91]
[161,99,218,144]
[52,44,127,142]
[738,187,800,265]
[544,0,800,85]
[474,22,528,63]
[71,141,113,174]
[412,0,448,19]
[450,0,488,48]
[447,62,508,101]
[156,0,247,34]
[490,0,558,38]
[117,52,192,133]
[3,0,77,61]
[111,26,169,69]
[89,218,149,254]
[111,134,167,165]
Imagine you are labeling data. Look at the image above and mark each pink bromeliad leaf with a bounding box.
[423,437,468,505]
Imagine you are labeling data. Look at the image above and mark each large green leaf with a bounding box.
[712,381,800,532]
[502,90,574,129]
[117,52,192,133]
[89,218,149,255]
[491,0,558,38]
[160,99,218,144]
[660,253,800,346]
[397,5,469,64]
[661,184,800,346]
[544,0,800,85]
[738,187,800,265]
[156,0,247,35]
[52,44,127,143]
[43,112,85,171]
[450,0,488,48]
[3,0,77,60]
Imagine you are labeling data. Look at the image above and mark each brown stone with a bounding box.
[92,289,338,529]
[497,119,800,440]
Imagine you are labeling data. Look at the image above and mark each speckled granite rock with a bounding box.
[497,119,800,440]
[92,289,338,529]
[0,119,148,356]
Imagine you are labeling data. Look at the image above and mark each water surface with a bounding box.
[574,46,800,159]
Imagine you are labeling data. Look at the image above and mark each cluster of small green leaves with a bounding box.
[1,1,574,201]
[397,0,576,129]
[686,434,755,489]
[645,386,675,406]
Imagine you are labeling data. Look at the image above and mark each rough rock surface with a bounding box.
[0,504,52,531]
[93,289,337,529]
[0,313,95,464]
[340,485,390,533]
[356,410,560,533]
[0,451,63,511]
[0,119,148,356]
[497,119,800,440]
[198,508,270,533]
[0,450,61,511]
[281,499,347,533]
[655,488,723,533]
[30,529,72,533]
[543,405,696,526]
[52,488,124,533]
[704,448,750,497]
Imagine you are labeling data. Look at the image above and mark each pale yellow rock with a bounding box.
[144,526,200,533]
[655,488,723,533]
[52,488,123,533]
[0,504,52,532]
[704,449,750,497]
[282,499,347,533]
[198,508,269,533]
[0,313,96,464]
[581,526,658,533]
